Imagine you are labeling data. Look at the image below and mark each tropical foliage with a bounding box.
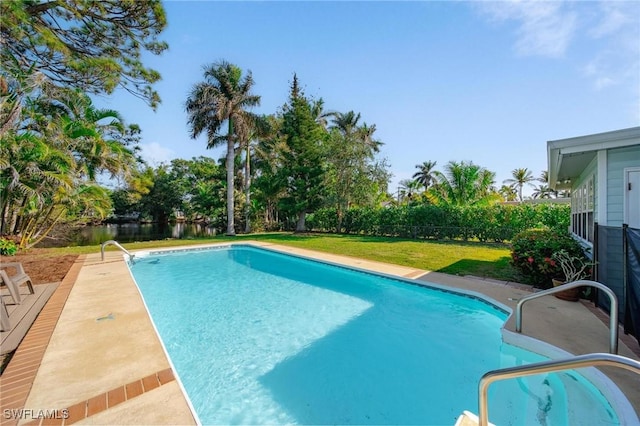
[504,168,535,202]
[185,61,261,235]
[428,161,498,206]
[1,79,141,248]
[0,0,167,248]
[1,1,567,253]
[510,228,585,288]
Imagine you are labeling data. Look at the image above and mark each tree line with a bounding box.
[1,1,565,248]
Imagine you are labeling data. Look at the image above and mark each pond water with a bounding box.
[37,223,218,248]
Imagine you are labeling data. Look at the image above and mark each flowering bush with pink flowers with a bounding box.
[510,228,585,288]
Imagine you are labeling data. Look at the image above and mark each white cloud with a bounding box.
[140,142,175,166]
[582,2,640,97]
[589,2,634,38]
[477,1,578,58]
[476,1,640,117]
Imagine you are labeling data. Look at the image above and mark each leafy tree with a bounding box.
[504,167,535,202]
[412,160,437,190]
[1,0,168,109]
[324,110,386,231]
[428,161,498,206]
[136,165,184,222]
[278,75,327,232]
[170,157,225,224]
[185,61,260,235]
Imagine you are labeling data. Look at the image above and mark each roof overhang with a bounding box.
[547,127,640,190]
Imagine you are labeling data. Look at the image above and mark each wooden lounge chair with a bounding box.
[0,262,34,304]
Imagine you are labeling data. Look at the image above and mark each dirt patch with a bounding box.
[2,249,78,284]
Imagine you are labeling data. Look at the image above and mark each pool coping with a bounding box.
[1,241,638,425]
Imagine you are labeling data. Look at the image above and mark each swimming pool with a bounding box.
[129,244,629,425]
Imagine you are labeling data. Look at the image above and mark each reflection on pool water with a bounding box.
[130,245,626,425]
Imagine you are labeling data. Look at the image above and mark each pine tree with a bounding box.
[278,75,327,232]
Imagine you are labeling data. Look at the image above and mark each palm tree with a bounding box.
[1,86,136,246]
[503,168,535,202]
[412,161,437,190]
[185,61,260,235]
[239,114,272,233]
[532,184,553,199]
[398,179,423,203]
[310,98,333,129]
[498,185,518,202]
[537,170,558,198]
[428,161,496,206]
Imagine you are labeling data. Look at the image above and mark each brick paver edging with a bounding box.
[19,368,175,426]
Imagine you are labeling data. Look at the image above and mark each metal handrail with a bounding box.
[478,353,640,426]
[515,280,618,354]
[101,240,133,261]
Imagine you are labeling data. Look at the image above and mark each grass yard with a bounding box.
[44,232,518,283]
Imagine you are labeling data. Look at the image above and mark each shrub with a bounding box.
[510,228,585,288]
[0,238,18,256]
[307,203,570,242]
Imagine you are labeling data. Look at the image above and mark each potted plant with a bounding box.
[550,249,595,301]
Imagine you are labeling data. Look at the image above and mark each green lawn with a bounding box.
[49,232,518,282]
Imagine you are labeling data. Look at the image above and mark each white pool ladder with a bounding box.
[101,240,134,261]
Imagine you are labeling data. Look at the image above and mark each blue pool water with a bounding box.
[130,245,620,425]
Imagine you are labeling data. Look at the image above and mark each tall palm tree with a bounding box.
[503,167,535,202]
[185,61,260,235]
[239,114,272,233]
[412,160,437,190]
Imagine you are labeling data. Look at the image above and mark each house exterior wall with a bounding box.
[606,145,640,227]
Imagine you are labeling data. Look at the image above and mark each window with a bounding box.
[571,175,594,243]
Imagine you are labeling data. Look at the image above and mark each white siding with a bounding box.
[606,146,640,226]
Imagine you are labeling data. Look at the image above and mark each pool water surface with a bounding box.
[129,245,619,425]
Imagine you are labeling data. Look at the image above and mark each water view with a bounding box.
[37,223,217,248]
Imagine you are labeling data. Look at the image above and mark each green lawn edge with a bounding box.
[33,232,519,283]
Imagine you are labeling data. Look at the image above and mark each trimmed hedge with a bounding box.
[306,203,570,243]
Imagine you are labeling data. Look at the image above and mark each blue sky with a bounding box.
[96,1,640,196]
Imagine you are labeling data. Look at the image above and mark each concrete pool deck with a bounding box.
[1,241,638,425]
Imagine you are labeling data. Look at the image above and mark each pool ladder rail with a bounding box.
[456,280,638,426]
[100,240,134,262]
[457,353,640,426]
